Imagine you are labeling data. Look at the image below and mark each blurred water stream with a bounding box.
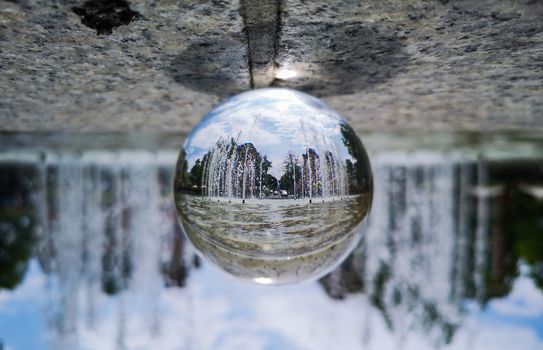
[0,131,542,350]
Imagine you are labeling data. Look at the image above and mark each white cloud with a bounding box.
[185,89,348,168]
[490,275,543,318]
[451,321,543,350]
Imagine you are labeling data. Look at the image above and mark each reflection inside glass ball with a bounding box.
[174,88,373,284]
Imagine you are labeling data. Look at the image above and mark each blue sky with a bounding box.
[0,261,46,350]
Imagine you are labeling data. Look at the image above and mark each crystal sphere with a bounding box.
[174,88,373,284]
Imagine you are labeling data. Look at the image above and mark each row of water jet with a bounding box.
[299,119,349,201]
[6,150,199,349]
[1,145,525,349]
[187,137,352,202]
[321,152,495,348]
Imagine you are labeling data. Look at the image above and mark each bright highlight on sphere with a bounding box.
[174,88,373,285]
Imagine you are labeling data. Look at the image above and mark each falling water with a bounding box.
[0,138,527,349]
[15,150,197,349]
[341,151,492,348]
[474,161,489,302]
[242,145,249,202]
[190,135,353,202]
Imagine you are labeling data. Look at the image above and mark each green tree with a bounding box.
[189,159,203,187]
[340,122,373,194]
[279,152,302,196]
[0,165,37,290]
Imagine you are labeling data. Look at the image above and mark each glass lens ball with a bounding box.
[174,88,373,285]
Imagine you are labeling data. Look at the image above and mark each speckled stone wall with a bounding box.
[0,0,542,132]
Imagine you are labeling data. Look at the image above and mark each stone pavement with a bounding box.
[1,0,542,132]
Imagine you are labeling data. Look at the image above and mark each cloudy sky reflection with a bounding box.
[183,89,353,178]
[1,261,543,350]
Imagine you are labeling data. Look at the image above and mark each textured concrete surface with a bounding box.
[0,0,249,132]
[275,0,543,131]
[0,0,542,132]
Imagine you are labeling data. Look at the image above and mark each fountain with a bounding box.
[174,88,373,284]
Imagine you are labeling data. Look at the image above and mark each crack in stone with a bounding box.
[271,0,284,87]
[240,0,282,89]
